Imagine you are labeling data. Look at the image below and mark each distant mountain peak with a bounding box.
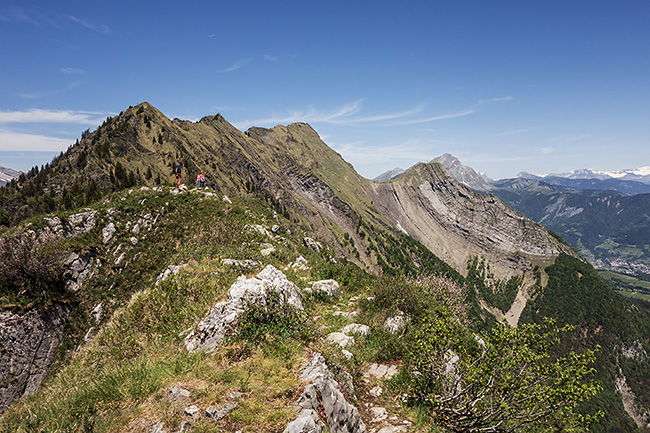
[429,154,493,191]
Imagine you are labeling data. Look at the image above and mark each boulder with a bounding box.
[303,237,321,253]
[326,332,354,348]
[342,324,369,336]
[169,386,191,400]
[363,363,399,380]
[63,250,97,292]
[184,405,200,419]
[156,264,188,286]
[383,312,407,335]
[311,279,340,298]
[184,265,303,353]
[206,402,238,420]
[102,222,116,244]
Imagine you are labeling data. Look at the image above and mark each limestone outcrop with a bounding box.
[0,303,69,413]
[184,265,303,353]
[285,352,366,433]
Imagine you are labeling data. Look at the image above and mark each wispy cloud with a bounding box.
[67,15,111,34]
[0,6,40,25]
[263,54,278,62]
[233,100,365,129]
[0,109,103,125]
[18,81,82,99]
[60,67,86,75]
[549,133,590,143]
[224,59,250,72]
[332,139,433,165]
[540,147,554,155]
[0,129,73,152]
[494,128,530,137]
[396,109,476,125]
[234,95,510,130]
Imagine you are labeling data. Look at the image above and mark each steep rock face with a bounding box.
[371,163,576,284]
[0,304,69,413]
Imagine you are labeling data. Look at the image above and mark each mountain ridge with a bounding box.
[2,102,649,431]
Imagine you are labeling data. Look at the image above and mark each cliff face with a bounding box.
[0,304,69,412]
[372,163,575,280]
[370,163,580,324]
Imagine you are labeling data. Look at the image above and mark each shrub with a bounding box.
[231,289,315,347]
[404,316,602,432]
[0,231,66,304]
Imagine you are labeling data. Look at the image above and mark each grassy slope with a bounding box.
[0,186,451,432]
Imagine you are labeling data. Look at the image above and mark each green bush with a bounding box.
[404,316,602,433]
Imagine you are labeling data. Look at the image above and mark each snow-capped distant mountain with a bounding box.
[546,167,650,184]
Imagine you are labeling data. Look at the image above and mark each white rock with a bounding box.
[342,324,370,336]
[184,405,200,418]
[383,313,407,335]
[364,363,399,380]
[185,265,303,353]
[326,332,354,348]
[102,222,116,244]
[115,252,126,265]
[369,386,383,398]
[289,255,310,271]
[342,349,354,360]
[169,386,191,400]
[222,195,232,204]
[156,264,188,286]
[377,426,407,433]
[130,236,138,245]
[303,237,321,253]
[333,310,359,319]
[370,407,388,423]
[91,302,103,323]
[312,279,340,298]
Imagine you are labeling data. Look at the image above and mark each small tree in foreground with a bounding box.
[405,315,602,432]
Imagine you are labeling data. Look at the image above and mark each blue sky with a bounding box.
[1,1,648,179]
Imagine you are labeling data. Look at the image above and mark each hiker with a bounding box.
[196,173,205,187]
[174,163,182,187]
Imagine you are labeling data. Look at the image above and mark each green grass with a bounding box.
[598,269,650,303]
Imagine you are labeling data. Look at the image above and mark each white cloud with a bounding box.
[540,147,554,155]
[60,68,86,75]
[0,129,73,152]
[396,109,476,125]
[332,139,433,165]
[549,134,590,143]
[0,109,103,125]
[67,15,111,34]
[224,59,250,72]
[233,100,364,129]
[263,54,278,62]
[494,128,530,137]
